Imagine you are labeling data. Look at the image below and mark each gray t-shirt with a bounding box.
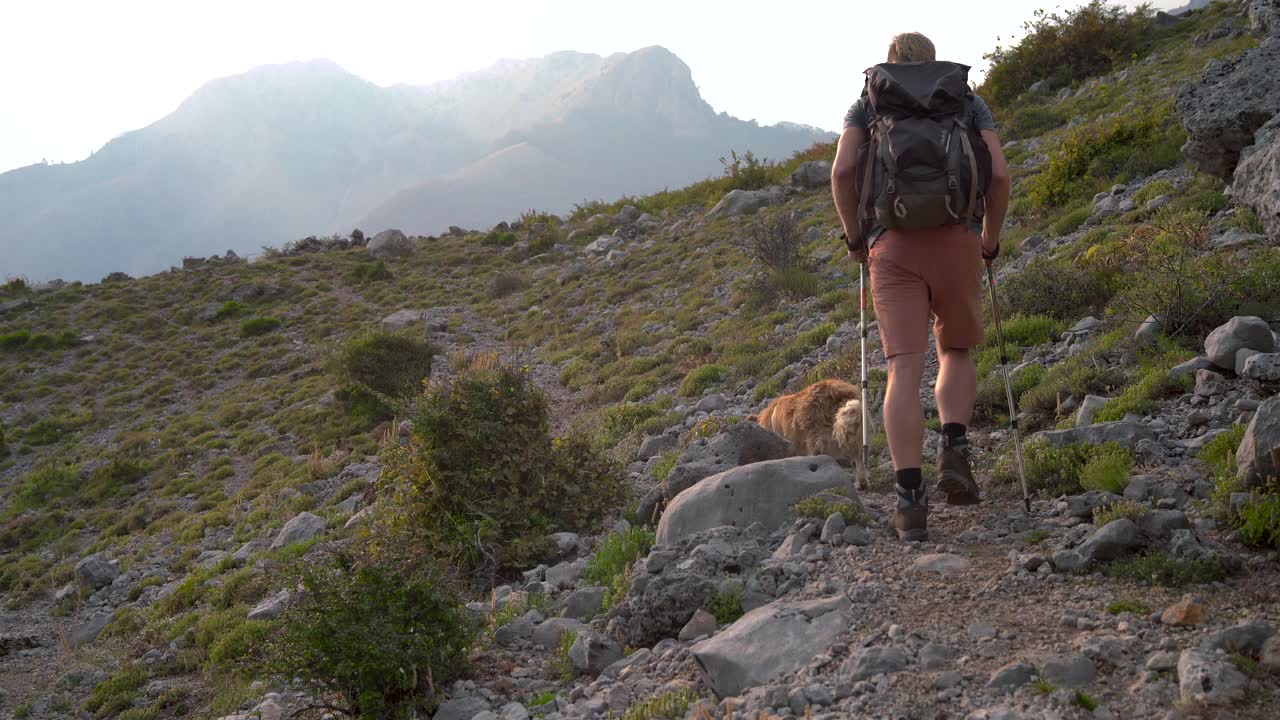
[843,93,996,131]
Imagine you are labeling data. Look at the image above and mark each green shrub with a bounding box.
[262,550,474,719]
[85,665,147,716]
[982,1,1152,106]
[620,689,697,720]
[349,261,392,282]
[17,463,79,507]
[83,457,149,503]
[598,399,673,447]
[720,150,776,192]
[1079,443,1132,493]
[704,585,744,625]
[239,317,281,337]
[1100,551,1232,588]
[1051,206,1091,236]
[1235,494,1280,550]
[1003,104,1069,140]
[791,492,868,526]
[0,330,30,350]
[999,256,1112,321]
[583,526,655,609]
[214,300,247,320]
[208,619,272,671]
[994,440,1131,496]
[1106,598,1152,616]
[679,364,729,397]
[1093,361,1187,423]
[0,329,77,351]
[987,314,1063,348]
[1025,103,1184,209]
[1094,500,1145,526]
[651,449,680,482]
[335,333,436,424]
[1132,180,1175,205]
[383,364,625,572]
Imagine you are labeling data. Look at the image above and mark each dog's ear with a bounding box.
[745,414,759,423]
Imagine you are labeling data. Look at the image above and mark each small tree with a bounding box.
[335,333,435,425]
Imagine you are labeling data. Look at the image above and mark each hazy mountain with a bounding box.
[0,49,831,282]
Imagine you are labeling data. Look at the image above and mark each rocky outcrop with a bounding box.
[1237,395,1280,487]
[269,512,327,550]
[656,456,852,545]
[1176,36,1280,179]
[1251,0,1280,35]
[74,552,120,591]
[789,161,832,189]
[691,594,850,698]
[1233,114,1280,239]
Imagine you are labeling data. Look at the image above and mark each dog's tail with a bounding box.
[832,398,862,454]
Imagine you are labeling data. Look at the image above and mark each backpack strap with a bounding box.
[956,118,980,223]
[856,120,882,237]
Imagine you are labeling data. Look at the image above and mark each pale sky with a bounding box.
[0,0,1175,174]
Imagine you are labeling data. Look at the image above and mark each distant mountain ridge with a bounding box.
[0,48,831,282]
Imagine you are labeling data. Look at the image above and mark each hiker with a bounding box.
[831,32,1011,541]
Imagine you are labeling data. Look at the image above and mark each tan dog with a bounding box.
[748,379,868,489]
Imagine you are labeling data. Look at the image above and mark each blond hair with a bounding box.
[887,33,937,63]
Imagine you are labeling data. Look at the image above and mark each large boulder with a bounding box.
[638,422,795,526]
[1237,395,1280,487]
[1241,352,1280,382]
[656,456,852,545]
[366,229,412,259]
[1205,316,1275,370]
[568,631,623,677]
[1234,113,1280,240]
[1178,650,1248,705]
[691,594,851,698]
[1176,36,1280,179]
[269,512,327,550]
[74,552,119,591]
[790,161,832,189]
[1030,421,1155,450]
[707,187,785,219]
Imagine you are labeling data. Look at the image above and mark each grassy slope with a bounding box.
[0,4,1271,716]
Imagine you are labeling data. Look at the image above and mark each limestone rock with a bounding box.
[637,433,678,461]
[1205,316,1275,370]
[531,618,589,649]
[656,456,854,545]
[1178,649,1248,705]
[845,645,911,681]
[247,589,294,621]
[269,512,326,550]
[75,552,120,591]
[790,161,833,188]
[1076,395,1109,427]
[1237,396,1280,487]
[1194,369,1228,397]
[678,608,719,641]
[691,594,851,697]
[912,553,973,575]
[707,187,785,219]
[1241,352,1280,382]
[366,229,412,259]
[1031,421,1155,450]
[568,631,623,677]
[1075,518,1139,564]
[561,587,607,620]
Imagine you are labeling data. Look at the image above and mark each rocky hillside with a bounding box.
[2,2,1280,720]
[0,48,829,284]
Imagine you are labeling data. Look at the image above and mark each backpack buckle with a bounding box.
[886,179,897,195]
[947,175,959,192]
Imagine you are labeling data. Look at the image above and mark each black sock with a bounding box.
[896,468,923,492]
[942,423,967,439]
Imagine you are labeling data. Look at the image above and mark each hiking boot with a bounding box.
[893,484,928,542]
[937,434,981,506]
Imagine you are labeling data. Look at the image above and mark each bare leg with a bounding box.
[884,352,927,470]
[935,347,977,426]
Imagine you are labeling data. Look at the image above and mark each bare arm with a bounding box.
[981,129,1010,262]
[832,127,867,260]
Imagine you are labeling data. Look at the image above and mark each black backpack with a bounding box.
[856,61,993,237]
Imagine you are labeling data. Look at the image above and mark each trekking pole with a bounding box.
[986,265,1031,514]
[859,261,870,489]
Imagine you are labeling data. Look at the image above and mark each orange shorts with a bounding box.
[869,226,986,358]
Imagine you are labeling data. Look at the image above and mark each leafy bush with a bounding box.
[0,329,78,351]
[1051,206,1092,236]
[85,666,147,717]
[239,317,281,337]
[1235,494,1280,550]
[482,230,518,247]
[1106,598,1152,616]
[720,150,776,192]
[349,261,391,282]
[1083,211,1242,336]
[383,363,625,572]
[704,585,744,625]
[17,463,79,507]
[739,212,803,274]
[262,550,474,719]
[1025,103,1185,210]
[491,272,524,297]
[988,314,1063,348]
[679,364,729,397]
[1093,359,1188,422]
[651,449,680,481]
[214,300,247,320]
[1003,104,1069,140]
[207,619,271,671]
[1079,444,1133,493]
[598,399,674,447]
[999,256,1112,321]
[976,362,1046,420]
[620,689,697,720]
[982,1,1152,106]
[335,333,436,424]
